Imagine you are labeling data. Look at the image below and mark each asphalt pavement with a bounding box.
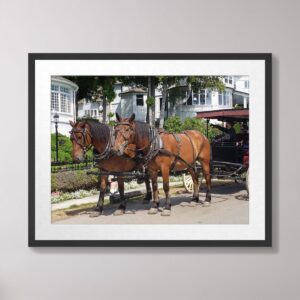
[53,183,248,224]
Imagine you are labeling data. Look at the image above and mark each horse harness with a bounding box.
[141,128,197,171]
[70,126,114,161]
[93,127,115,161]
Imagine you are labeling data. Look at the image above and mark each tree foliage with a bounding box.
[66,75,225,126]
[163,116,221,139]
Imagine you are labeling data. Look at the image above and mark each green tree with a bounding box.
[102,77,116,123]
[164,116,183,133]
[66,76,117,123]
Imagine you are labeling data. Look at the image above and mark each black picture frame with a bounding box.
[28,53,272,247]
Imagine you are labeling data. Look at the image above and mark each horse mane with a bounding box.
[85,120,110,144]
[134,121,150,144]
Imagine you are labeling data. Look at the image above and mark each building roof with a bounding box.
[120,87,147,95]
[51,76,79,91]
[196,109,249,121]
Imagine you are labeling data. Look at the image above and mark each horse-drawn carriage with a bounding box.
[69,108,249,216]
[183,108,249,193]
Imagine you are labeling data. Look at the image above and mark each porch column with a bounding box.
[243,96,248,108]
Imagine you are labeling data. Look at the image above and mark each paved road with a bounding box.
[54,183,248,224]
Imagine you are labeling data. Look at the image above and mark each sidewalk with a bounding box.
[51,181,183,211]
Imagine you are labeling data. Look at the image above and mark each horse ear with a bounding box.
[116,112,121,122]
[69,120,75,127]
[129,113,135,123]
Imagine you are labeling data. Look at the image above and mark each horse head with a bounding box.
[113,113,137,157]
[69,120,92,162]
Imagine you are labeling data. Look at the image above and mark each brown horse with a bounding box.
[69,119,152,217]
[113,113,212,216]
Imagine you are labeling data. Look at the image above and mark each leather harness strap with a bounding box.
[142,129,197,171]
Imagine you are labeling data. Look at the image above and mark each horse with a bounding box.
[69,119,152,217]
[112,113,212,216]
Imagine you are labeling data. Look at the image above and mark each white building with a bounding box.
[51,76,78,136]
[118,88,148,122]
[176,76,249,120]
[77,76,249,123]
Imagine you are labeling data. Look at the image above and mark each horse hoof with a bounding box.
[148,207,158,215]
[161,209,171,216]
[113,209,125,216]
[89,211,102,218]
[202,201,211,207]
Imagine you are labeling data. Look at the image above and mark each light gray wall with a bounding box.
[0,0,299,299]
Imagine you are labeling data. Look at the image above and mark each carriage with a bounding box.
[182,108,249,194]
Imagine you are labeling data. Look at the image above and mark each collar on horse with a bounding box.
[93,126,114,161]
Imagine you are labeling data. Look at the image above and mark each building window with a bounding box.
[245,80,249,88]
[224,76,233,85]
[51,92,59,111]
[190,90,211,105]
[193,93,199,105]
[218,91,231,106]
[60,94,67,112]
[67,95,71,113]
[136,94,144,106]
[51,83,73,114]
[51,84,59,91]
[60,86,69,93]
[60,86,72,114]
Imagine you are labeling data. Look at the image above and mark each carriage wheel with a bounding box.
[182,173,203,193]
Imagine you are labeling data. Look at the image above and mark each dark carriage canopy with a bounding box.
[196,108,249,122]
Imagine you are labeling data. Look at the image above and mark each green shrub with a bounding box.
[164,116,183,133]
[51,169,99,192]
[51,133,72,162]
[164,116,221,140]
[51,133,93,162]
[182,118,220,139]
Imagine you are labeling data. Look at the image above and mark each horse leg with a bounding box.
[148,171,159,215]
[201,158,212,207]
[114,177,126,216]
[161,165,172,216]
[90,175,107,217]
[188,168,200,203]
[143,174,152,203]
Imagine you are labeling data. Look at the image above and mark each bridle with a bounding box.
[114,122,135,149]
[70,127,92,154]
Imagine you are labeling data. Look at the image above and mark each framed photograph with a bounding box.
[29,53,272,247]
